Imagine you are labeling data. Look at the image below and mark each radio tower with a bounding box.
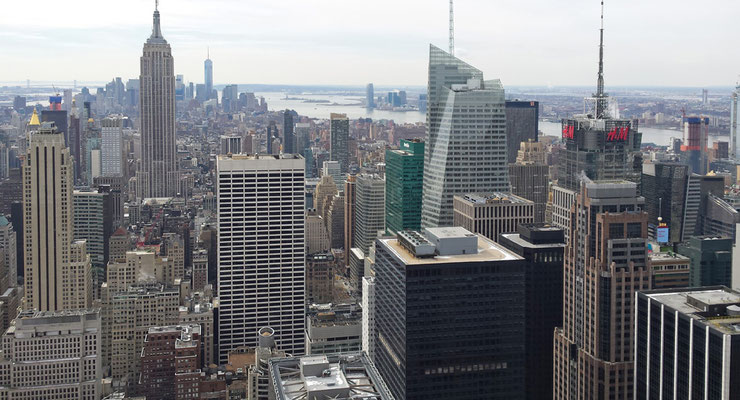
[449,0,455,55]
[594,0,609,119]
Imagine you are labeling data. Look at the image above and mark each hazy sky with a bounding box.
[1,0,737,87]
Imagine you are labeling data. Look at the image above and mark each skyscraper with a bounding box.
[283,110,295,154]
[677,236,733,287]
[41,96,68,147]
[343,175,356,266]
[553,179,650,400]
[23,120,91,311]
[353,174,385,255]
[453,193,535,242]
[681,116,710,175]
[101,115,124,177]
[499,224,565,400]
[551,3,641,242]
[732,82,739,159]
[421,45,509,228]
[137,4,179,199]
[509,140,549,222]
[330,113,349,173]
[374,228,526,400]
[366,83,375,109]
[0,216,17,289]
[635,287,740,399]
[641,162,690,243]
[266,120,278,155]
[216,154,306,363]
[222,84,238,112]
[69,101,82,182]
[204,50,213,100]
[504,100,539,163]
[73,189,112,271]
[385,139,424,234]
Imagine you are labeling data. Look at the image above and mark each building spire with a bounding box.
[595,0,608,118]
[449,0,455,55]
[151,0,163,39]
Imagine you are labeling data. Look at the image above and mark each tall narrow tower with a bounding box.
[23,119,91,311]
[138,3,178,198]
[204,48,213,100]
[216,154,306,363]
[421,45,509,228]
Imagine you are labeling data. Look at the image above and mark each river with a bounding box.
[259,92,726,147]
[257,92,425,124]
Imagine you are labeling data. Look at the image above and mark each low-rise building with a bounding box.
[138,324,201,399]
[649,250,691,289]
[306,303,362,355]
[306,253,335,303]
[269,353,394,400]
[101,283,180,389]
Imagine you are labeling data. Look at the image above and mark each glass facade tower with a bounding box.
[385,139,424,234]
[421,45,509,228]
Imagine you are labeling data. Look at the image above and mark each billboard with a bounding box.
[656,227,669,243]
[604,120,632,143]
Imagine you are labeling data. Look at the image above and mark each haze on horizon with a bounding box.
[0,0,737,88]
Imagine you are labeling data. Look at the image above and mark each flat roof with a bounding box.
[425,226,475,239]
[645,288,740,335]
[217,153,302,161]
[269,352,394,400]
[457,192,533,205]
[380,233,522,265]
[499,233,566,249]
[649,251,690,262]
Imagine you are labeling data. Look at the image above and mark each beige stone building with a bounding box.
[453,193,535,242]
[0,309,101,399]
[23,117,91,311]
[100,284,179,389]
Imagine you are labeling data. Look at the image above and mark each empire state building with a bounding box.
[137,4,178,199]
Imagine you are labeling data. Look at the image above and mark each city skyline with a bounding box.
[1,0,738,87]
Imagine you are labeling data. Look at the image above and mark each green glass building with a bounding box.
[385,139,424,234]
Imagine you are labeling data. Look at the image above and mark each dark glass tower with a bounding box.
[283,110,295,154]
[374,228,526,400]
[504,101,539,163]
[500,224,565,400]
[385,139,424,234]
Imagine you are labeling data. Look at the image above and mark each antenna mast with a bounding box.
[595,0,608,118]
[449,0,455,55]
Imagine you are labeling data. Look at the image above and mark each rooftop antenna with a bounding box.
[449,0,455,55]
[207,46,210,60]
[155,0,158,11]
[595,0,608,118]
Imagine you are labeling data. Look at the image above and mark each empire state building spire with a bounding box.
[138,2,178,199]
[148,0,167,44]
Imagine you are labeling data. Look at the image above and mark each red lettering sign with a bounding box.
[562,125,575,139]
[606,126,629,142]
